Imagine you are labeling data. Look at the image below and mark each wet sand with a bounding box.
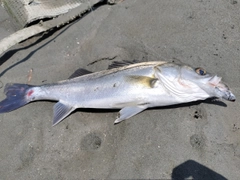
[0,1,239,179]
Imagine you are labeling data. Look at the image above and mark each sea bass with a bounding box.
[0,61,235,125]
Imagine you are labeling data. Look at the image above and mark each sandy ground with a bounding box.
[0,0,240,179]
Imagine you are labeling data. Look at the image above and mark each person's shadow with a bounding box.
[172,160,227,180]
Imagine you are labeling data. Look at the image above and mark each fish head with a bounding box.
[155,62,236,102]
[179,64,235,101]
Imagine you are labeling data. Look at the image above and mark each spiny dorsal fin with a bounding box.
[127,75,158,88]
[69,68,93,79]
[108,60,141,69]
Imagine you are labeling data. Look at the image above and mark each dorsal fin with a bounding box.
[108,60,141,69]
[68,68,93,79]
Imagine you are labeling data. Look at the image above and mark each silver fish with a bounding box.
[0,61,235,125]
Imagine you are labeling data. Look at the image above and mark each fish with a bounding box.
[0,60,236,126]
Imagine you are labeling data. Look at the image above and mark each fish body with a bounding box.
[0,61,235,125]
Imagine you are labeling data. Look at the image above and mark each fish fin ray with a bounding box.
[114,106,147,124]
[108,60,141,69]
[69,68,93,79]
[0,83,33,113]
[53,102,75,126]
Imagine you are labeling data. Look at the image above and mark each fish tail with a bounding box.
[0,83,35,113]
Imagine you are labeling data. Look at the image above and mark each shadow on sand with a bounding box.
[172,160,227,180]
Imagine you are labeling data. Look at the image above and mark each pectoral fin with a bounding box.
[114,106,147,124]
[53,102,75,126]
[127,75,158,88]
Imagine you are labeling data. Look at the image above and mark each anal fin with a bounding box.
[114,106,147,124]
[53,102,75,126]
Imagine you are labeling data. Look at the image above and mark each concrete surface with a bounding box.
[0,0,240,179]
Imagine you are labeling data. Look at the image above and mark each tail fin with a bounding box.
[0,83,34,113]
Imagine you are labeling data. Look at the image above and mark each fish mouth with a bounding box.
[209,75,222,86]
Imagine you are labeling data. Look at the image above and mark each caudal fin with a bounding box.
[0,83,34,113]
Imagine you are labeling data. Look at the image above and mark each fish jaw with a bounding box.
[187,76,236,102]
[205,75,235,101]
[213,82,236,101]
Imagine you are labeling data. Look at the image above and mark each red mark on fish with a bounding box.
[27,90,34,97]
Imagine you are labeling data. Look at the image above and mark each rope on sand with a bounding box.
[0,0,115,57]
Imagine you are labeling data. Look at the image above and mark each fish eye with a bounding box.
[195,67,206,76]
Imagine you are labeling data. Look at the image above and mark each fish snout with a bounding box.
[227,91,236,102]
[221,89,236,102]
[215,83,236,102]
